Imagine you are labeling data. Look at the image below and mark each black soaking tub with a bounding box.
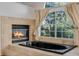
[19,41,76,54]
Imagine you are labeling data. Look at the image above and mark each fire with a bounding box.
[13,32,24,39]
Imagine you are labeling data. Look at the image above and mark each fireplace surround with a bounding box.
[12,25,29,43]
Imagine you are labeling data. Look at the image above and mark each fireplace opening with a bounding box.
[12,25,29,43]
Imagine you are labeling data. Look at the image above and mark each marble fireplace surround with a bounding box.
[0,16,35,50]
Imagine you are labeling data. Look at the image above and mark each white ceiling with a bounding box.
[18,2,45,9]
[0,2,35,19]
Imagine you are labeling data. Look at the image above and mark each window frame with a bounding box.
[38,8,74,40]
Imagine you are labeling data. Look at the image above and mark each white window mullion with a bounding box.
[55,12,57,38]
[49,25,50,37]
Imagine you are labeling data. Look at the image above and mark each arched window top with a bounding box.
[44,2,68,8]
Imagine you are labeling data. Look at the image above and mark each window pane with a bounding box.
[56,21,64,32]
[50,25,55,31]
[63,29,74,38]
[57,32,62,37]
[50,32,55,37]
[47,12,55,18]
[45,2,56,8]
[41,31,45,36]
[41,24,50,36]
[56,11,65,32]
[46,12,55,24]
[45,18,55,24]
[55,11,64,17]
[41,30,50,36]
[45,29,50,34]
[57,23,64,32]
[63,32,68,38]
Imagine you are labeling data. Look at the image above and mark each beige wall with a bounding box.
[0,16,35,50]
[0,16,1,55]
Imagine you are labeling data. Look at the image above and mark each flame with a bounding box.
[13,32,24,39]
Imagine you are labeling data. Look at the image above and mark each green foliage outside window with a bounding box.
[40,10,74,39]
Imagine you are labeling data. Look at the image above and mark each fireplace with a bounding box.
[12,25,29,43]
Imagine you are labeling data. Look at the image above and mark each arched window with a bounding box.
[38,8,74,39]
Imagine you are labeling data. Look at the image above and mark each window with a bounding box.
[45,2,68,8]
[38,10,74,39]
